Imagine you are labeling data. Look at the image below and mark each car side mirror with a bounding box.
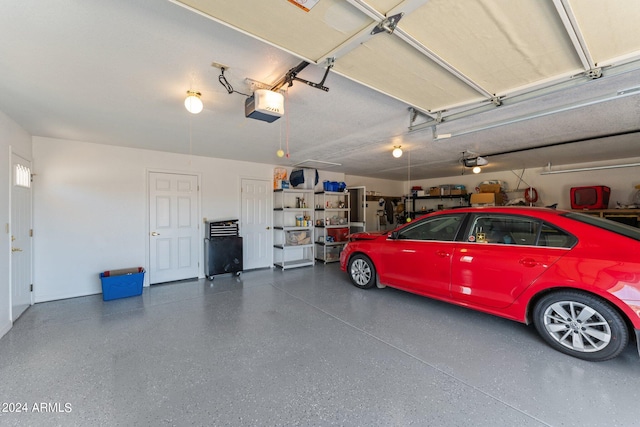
[389,231,399,240]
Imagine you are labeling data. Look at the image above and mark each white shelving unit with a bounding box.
[314,191,350,263]
[273,189,315,270]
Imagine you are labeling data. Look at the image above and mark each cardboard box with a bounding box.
[273,167,287,190]
[450,189,467,196]
[470,193,504,206]
[286,230,310,245]
[429,187,440,196]
[440,185,452,195]
[479,184,501,193]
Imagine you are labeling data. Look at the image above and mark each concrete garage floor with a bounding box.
[1,264,639,426]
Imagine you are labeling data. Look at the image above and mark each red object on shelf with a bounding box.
[328,227,349,242]
[570,186,610,210]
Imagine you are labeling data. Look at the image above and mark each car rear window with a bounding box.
[466,214,576,248]
[468,215,539,245]
[565,212,640,242]
[538,222,577,248]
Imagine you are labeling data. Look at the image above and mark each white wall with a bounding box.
[0,112,32,338]
[32,137,277,302]
[407,158,640,211]
[32,138,355,303]
[345,174,405,196]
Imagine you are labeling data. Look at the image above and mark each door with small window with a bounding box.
[11,153,32,321]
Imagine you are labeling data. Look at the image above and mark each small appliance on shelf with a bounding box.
[570,186,610,210]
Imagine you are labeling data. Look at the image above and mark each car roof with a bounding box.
[427,206,568,220]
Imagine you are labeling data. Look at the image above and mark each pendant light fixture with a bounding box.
[461,152,488,174]
[392,146,403,158]
[184,90,203,114]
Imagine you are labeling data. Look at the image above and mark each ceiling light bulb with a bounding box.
[184,91,203,114]
[276,149,284,158]
[392,146,403,158]
[472,166,482,174]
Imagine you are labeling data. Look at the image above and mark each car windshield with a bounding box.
[564,212,640,241]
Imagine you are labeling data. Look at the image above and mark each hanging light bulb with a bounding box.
[276,118,285,158]
[472,166,482,174]
[392,146,403,158]
[184,90,203,114]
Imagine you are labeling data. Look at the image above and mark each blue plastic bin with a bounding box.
[100,268,144,301]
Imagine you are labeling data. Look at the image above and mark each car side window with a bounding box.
[397,214,464,241]
[467,215,539,245]
[538,222,576,248]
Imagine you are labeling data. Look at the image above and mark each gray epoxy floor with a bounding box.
[1,264,639,426]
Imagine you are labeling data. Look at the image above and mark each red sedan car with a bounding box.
[340,206,640,362]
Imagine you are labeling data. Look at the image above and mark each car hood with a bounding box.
[348,231,389,241]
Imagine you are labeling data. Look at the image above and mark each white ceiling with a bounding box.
[1,0,639,180]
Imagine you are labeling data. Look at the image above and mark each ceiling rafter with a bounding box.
[552,0,595,71]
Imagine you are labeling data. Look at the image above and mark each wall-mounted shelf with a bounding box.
[409,195,468,214]
[365,195,402,202]
[572,209,640,228]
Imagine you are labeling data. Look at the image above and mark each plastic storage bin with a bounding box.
[327,227,349,242]
[100,267,144,301]
[324,246,341,262]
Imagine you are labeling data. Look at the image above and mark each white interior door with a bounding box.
[11,153,32,321]
[241,179,272,270]
[149,172,199,284]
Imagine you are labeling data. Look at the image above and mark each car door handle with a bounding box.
[436,250,450,258]
[519,258,538,268]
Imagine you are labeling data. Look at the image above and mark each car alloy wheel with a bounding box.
[533,291,628,361]
[348,255,376,289]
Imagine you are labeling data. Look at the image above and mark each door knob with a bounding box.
[151,232,160,236]
[11,247,23,252]
[266,226,271,230]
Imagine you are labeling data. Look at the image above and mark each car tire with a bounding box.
[533,291,628,361]
[348,254,376,289]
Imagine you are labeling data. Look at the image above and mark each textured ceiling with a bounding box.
[0,0,639,181]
